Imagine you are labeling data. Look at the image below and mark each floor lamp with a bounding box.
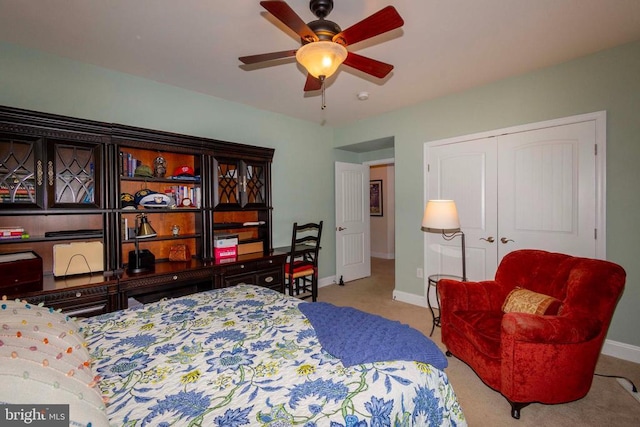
[422,199,467,281]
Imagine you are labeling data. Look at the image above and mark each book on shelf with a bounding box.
[1,230,25,237]
[0,227,25,237]
[0,226,24,232]
[0,233,29,240]
[119,151,142,177]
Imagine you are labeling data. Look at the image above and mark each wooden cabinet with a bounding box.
[212,150,273,257]
[112,126,207,270]
[0,137,103,208]
[0,111,106,210]
[213,156,269,208]
[118,261,213,308]
[21,281,118,317]
[0,106,280,315]
[217,253,286,293]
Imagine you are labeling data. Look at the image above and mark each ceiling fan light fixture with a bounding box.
[296,41,347,79]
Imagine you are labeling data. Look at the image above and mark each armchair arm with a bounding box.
[502,312,602,344]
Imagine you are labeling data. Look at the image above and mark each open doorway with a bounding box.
[367,161,395,260]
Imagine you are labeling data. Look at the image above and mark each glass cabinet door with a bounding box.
[214,158,268,209]
[0,136,43,208]
[47,140,102,208]
[243,161,267,207]
[215,159,241,208]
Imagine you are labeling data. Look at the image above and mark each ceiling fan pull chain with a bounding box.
[321,76,326,110]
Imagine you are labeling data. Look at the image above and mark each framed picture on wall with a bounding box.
[370,180,383,216]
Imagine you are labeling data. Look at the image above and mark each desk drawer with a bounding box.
[121,268,212,293]
[24,285,112,317]
[256,268,282,288]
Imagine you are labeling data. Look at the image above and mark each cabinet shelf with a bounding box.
[0,233,103,244]
[121,176,201,185]
[123,233,201,244]
[212,222,267,230]
[119,208,201,213]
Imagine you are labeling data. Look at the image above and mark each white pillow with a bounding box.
[0,297,109,427]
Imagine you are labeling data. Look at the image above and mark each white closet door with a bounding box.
[497,121,597,260]
[426,137,498,280]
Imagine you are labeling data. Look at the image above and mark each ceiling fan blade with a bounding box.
[303,74,322,92]
[333,6,404,46]
[260,1,318,43]
[239,49,297,64]
[343,52,394,79]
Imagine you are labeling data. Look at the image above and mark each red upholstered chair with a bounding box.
[438,249,626,419]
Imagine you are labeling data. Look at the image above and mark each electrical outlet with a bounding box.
[417,268,423,278]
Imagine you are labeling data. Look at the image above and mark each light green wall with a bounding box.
[2,39,639,348]
[335,40,640,348]
[0,42,338,279]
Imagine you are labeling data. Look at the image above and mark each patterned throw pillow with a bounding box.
[502,287,562,315]
[0,297,108,427]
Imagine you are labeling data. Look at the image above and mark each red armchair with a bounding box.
[438,249,626,418]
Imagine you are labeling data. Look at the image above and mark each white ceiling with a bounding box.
[1,1,639,127]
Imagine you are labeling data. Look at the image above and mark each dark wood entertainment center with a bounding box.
[0,106,286,316]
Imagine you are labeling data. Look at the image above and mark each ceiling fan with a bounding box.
[239,0,404,96]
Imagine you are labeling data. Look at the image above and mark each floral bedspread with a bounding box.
[81,285,466,426]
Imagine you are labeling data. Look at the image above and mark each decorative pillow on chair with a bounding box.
[0,297,109,427]
[502,287,562,315]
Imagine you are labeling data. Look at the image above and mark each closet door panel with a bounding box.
[427,137,498,281]
[497,121,597,260]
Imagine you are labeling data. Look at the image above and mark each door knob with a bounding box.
[337,227,347,231]
[480,236,495,243]
[501,237,515,244]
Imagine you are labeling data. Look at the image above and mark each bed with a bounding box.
[1,285,466,426]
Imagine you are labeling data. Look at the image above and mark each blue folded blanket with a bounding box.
[298,302,447,370]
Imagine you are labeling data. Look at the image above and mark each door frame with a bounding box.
[423,111,607,283]
[365,158,395,261]
[334,158,395,285]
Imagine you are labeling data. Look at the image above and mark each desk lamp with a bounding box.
[422,199,467,281]
[127,213,157,273]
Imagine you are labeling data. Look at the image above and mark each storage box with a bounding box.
[214,233,238,248]
[0,251,43,295]
[215,246,237,259]
[237,241,263,255]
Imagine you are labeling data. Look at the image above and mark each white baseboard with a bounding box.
[602,339,640,364]
[370,252,395,259]
[319,276,337,288]
[392,289,426,307]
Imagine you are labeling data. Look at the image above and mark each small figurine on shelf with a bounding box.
[153,155,167,178]
[172,225,180,236]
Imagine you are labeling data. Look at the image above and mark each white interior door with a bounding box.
[497,121,597,258]
[335,161,370,284]
[426,137,498,281]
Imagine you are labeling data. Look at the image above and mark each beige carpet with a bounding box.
[317,258,640,426]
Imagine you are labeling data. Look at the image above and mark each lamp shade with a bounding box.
[136,213,157,238]
[295,41,348,79]
[422,200,461,231]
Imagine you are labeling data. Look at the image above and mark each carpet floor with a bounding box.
[317,257,640,426]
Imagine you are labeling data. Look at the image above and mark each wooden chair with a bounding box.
[285,221,323,301]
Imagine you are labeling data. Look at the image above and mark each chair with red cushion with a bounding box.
[438,249,626,419]
[285,221,323,301]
